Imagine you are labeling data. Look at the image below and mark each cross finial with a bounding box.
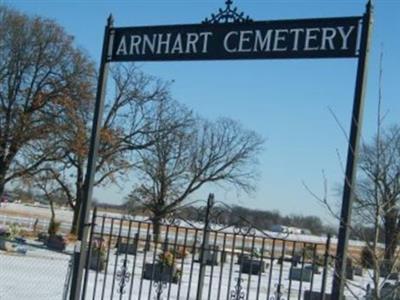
[203,0,252,24]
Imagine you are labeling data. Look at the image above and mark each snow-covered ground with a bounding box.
[0,244,71,300]
[1,242,375,300]
[0,203,384,299]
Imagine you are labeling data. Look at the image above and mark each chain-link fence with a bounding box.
[0,238,72,300]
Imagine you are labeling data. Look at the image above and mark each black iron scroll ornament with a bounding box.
[116,258,131,295]
[203,0,253,24]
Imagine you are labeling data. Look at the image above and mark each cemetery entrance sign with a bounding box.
[70,1,373,300]
[111,17,360,61]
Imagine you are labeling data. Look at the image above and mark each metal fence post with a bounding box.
[196,193,214,300]
[69,15,114,300]
[321,234,331,300]
[81,207,97,299]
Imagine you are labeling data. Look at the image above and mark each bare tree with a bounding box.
[0,6,95,199]
[357,126,400,261]
[305,52,400,299]
[36,64,173,234]
[127,101,264,240]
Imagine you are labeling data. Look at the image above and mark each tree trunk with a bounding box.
[48,199,57,237]
[70,164,84,235]
[70,199,80,235]
[0,179,5,201]
[0,165,7,200]
[372,203,380,299]
[384,211,399,261]
[152,215,162,244]
[70,187,83,235]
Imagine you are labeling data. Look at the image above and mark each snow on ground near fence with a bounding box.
[0,244,71,300]
[1,245,373,300]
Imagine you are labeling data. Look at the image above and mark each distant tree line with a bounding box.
[176,204,337,236]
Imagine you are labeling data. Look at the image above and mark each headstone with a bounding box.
[204,247,219,266]
[88,250,105,271]
[0,239,16,252]
[354,266,364,276]
[37,232,48,242]
[292,254,302,267]
[388,272,399,280]
[144,234,152,251]
[346,258,354,280]
[237,254,250,265]
[0,225,8,237]
[221,251,228,264]
[240,260,267,275]
[303,290,333,300]
[380,259,397,278]
[304,264,321,275]
[16,245,27,255]
[289,267,312,282]
[380,282,400,300]
[142,263,178,284]
[46,235,66,251]
[116,240,137,255]
[162,238,169,252]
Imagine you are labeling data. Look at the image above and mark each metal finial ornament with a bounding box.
[203,0,253,24]
[107,14,114,26]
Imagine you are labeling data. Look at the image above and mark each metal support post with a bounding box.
[69,15,114,300]
[331,2,373,299]
[196,193,214,300]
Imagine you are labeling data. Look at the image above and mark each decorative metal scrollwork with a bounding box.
[203,0,253,24]
[233,220,257,236]
[116,258,131,295]
[153,281,167,300]
[163,213,181,226]
[230,277,245,300]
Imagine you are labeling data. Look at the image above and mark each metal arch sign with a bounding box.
[70,1,373,300]
[109,17,362,62]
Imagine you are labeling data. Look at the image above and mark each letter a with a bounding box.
[116,36,128,56]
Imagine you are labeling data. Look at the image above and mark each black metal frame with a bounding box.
[69,1,373,299]
[331,2,373,298]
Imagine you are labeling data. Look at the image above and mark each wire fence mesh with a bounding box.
[0,238,72,300]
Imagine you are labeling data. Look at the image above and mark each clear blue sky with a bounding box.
[5,0,400,225]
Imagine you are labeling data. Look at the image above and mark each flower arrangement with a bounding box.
[158,251,175,267]
[156,250,182,282]
[171,247,189,259]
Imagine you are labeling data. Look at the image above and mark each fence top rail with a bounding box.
[93,214,329,246]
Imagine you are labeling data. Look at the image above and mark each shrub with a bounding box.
[8,223,21,240]
[361,246,374,269]
[48,219,61,237]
